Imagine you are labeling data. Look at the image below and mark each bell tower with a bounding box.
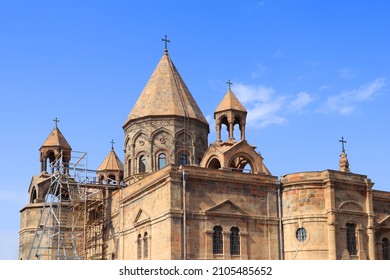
[39,118,72,173]
[214,81,247,143]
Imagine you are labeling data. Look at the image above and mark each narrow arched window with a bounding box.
[139,155,146,173]
[158,153,166,170]
[179,153,188,166]
[30,187,37,203]
[230,227,240,255]
[383,238,390,260]
[144,232,149,259]
[213,226,223,254]
[346,223,357,255]
[137,234,142,260]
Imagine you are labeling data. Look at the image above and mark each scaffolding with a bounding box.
[26,151,118,260]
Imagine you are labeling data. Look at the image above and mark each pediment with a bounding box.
[338,201,364,212]
[205,200,247,216]
[224,140,261,159]
[133,208,151,225]
[378,215,390,227]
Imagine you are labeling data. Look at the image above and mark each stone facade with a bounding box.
[19,48,390,260]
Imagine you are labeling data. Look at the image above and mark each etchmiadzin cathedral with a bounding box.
[19,38,390,260]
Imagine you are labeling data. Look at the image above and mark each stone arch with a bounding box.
[175,129,194,146]
[228,153,255,173]
[155,148,169,170]
[151,127,173,144]
[338,201,364,212]
[217,114,229,141]
[206,157,222,169]
[135,151,148,174]
[133,132,148,148]
[177,149,190,166]
[98,174,105,184]
[124,135,130,150]
[195,135,207,164]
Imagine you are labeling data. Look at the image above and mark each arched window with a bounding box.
[383,238,390,260]
[179,153,188,166]
[139,155,146,173]
[208,158,221,169]
[346,223,357,255]
[144,232,149,259]
[158,153,166,170]
[213,226,223,254]
[30,187,37,203]
[108,174,116,185]
[230,227,240,255]
[137,234,142,260]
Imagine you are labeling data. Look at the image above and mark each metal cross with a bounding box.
[53,117,60,128]
[339,137,347,152]
[227,80,233,90]
[110,139,115,150]
[162,35,170,50]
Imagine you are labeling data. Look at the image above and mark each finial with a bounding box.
[110,139,115,150]
[226,80,233,90]
[162,35,170,52]
[53,117,60,128]
[339,136,347,153]
[339,137,350,172]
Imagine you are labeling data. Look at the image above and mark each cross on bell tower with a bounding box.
[53,117,60,128]
[162,35,170,51]
[226,80,233,90]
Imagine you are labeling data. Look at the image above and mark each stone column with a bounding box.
[325,180,337,260]
[240,123,246,141]
[240,231,248,259]
[216,122,222,142]
[365,179,376,260]
[228,122,234,141]
[204,229,213,259]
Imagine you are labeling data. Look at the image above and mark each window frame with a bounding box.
[158,153,167,170]
[137,234,142,260]
[382,237,390,260]
[230,227,240,256]
[212,226,223,255]
[139,155,146,173]
[346,223,357,256]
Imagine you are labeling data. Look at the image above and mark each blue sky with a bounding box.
[0,0,389,260]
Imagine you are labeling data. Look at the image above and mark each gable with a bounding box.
[204,200,247,216]
[133,208,151,225]
[378,215,390,228]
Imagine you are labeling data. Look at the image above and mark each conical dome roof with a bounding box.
[41,126,71,150]
[123,50,208,127]
[215,88,247,114]
[97,148,124,172]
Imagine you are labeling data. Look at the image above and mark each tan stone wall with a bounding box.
[281,174,329,260]
[175,166,279,260]
[123,117,209,180]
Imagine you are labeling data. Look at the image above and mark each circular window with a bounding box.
[296,228,307,242]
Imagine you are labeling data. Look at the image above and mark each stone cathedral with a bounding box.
[19,44,390,260]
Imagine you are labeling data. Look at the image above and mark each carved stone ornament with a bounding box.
[139,140,145,146]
